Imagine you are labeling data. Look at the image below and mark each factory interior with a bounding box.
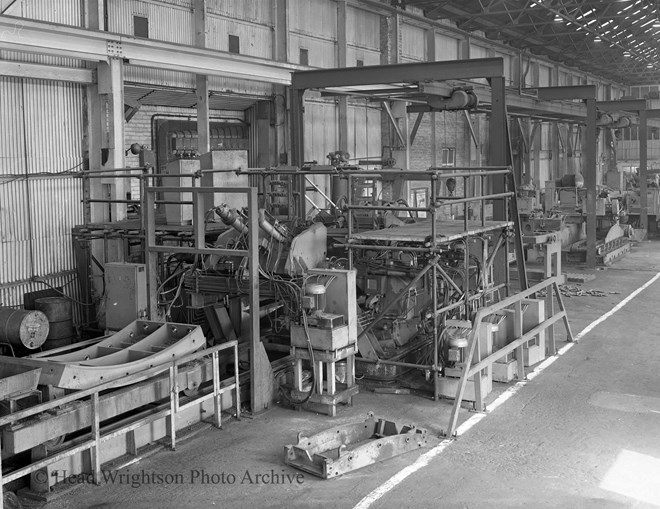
[1,0,660,507]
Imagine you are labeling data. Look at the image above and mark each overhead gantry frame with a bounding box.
[289,57,510,221]
[597,99,660,238]
[537,86,598,268]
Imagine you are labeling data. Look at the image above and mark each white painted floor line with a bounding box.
[352,271,660,509]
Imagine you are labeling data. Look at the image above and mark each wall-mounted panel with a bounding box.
[290,0,337,39]
[290,34,337,68]
[470,44,489,59]
[207,15,273,58]
[208,0,272,25]
[107,0,194,45]
[303,99,338,209]
[347,102,382,163]
[435,33,459,61]
[347,6,380,50]
[346,47,380,67]
[401,22,426,62]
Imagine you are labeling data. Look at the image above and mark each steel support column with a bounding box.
[97,57,126,222]
[335,0,349,208]
[639,110,648,231]
[194,0,210,155]
[489,76,507,221]
[585,98,597,268]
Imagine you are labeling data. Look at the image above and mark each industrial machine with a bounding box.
[520,173,633,266]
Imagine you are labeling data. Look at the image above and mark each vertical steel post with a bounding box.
[144,188,159,319]
[585,98,597,268]
[91,392,101,484]
[639,109,648,232]
[489,76,507,221]
[431,176,439,401]
[347,175,354,269]
[234,342,241,419]
[290,89,305,220]
[169,364,178,450]
[212,350,221,428]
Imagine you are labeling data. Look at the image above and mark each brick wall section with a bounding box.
[123,105,200,198]
[123,104,246,198]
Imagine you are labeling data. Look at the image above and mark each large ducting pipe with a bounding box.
[612,116,632,128]
[597,113,614,126]
[426,89,479,111]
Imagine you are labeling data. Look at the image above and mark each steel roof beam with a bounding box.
[0,15,300,85]
[291,58,504,90]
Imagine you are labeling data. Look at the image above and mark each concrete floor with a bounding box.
[37,240,660,509]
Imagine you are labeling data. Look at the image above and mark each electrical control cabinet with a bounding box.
[105,263,148,331]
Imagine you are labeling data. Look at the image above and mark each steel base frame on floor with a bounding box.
[445,276,574,438]
[0,342,240,509]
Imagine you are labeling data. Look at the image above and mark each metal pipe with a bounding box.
[305,176,338,209]
[356,357,435,371]
[338,243,432,253]
[433,192,514,206]
[347,205,430,212]
[214,205,248,234]
[84,199,140,204]
[258,209,286,242]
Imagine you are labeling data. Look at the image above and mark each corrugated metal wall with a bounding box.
[208,0,272,25]
[0,0,83,67]
[435,33,459,61]
[401,22,426,62]
[0,75,84,317]
[346,6,380,66]
[347,102,382,163]
[289,0,337,67]
[109,0,275,97]
[206,12,274,96]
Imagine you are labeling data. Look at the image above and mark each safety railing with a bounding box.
[445,277,574,437]
[0,341,240,509]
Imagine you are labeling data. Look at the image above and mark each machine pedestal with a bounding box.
[291,344,358,416]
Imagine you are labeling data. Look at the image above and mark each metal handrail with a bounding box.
[0,341,239,501]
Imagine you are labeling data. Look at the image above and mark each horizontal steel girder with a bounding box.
[0,15,298,85]
[596,99,647,113]
[0,59,94,82]
[291,58,504,90]
[537,85,596,101]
